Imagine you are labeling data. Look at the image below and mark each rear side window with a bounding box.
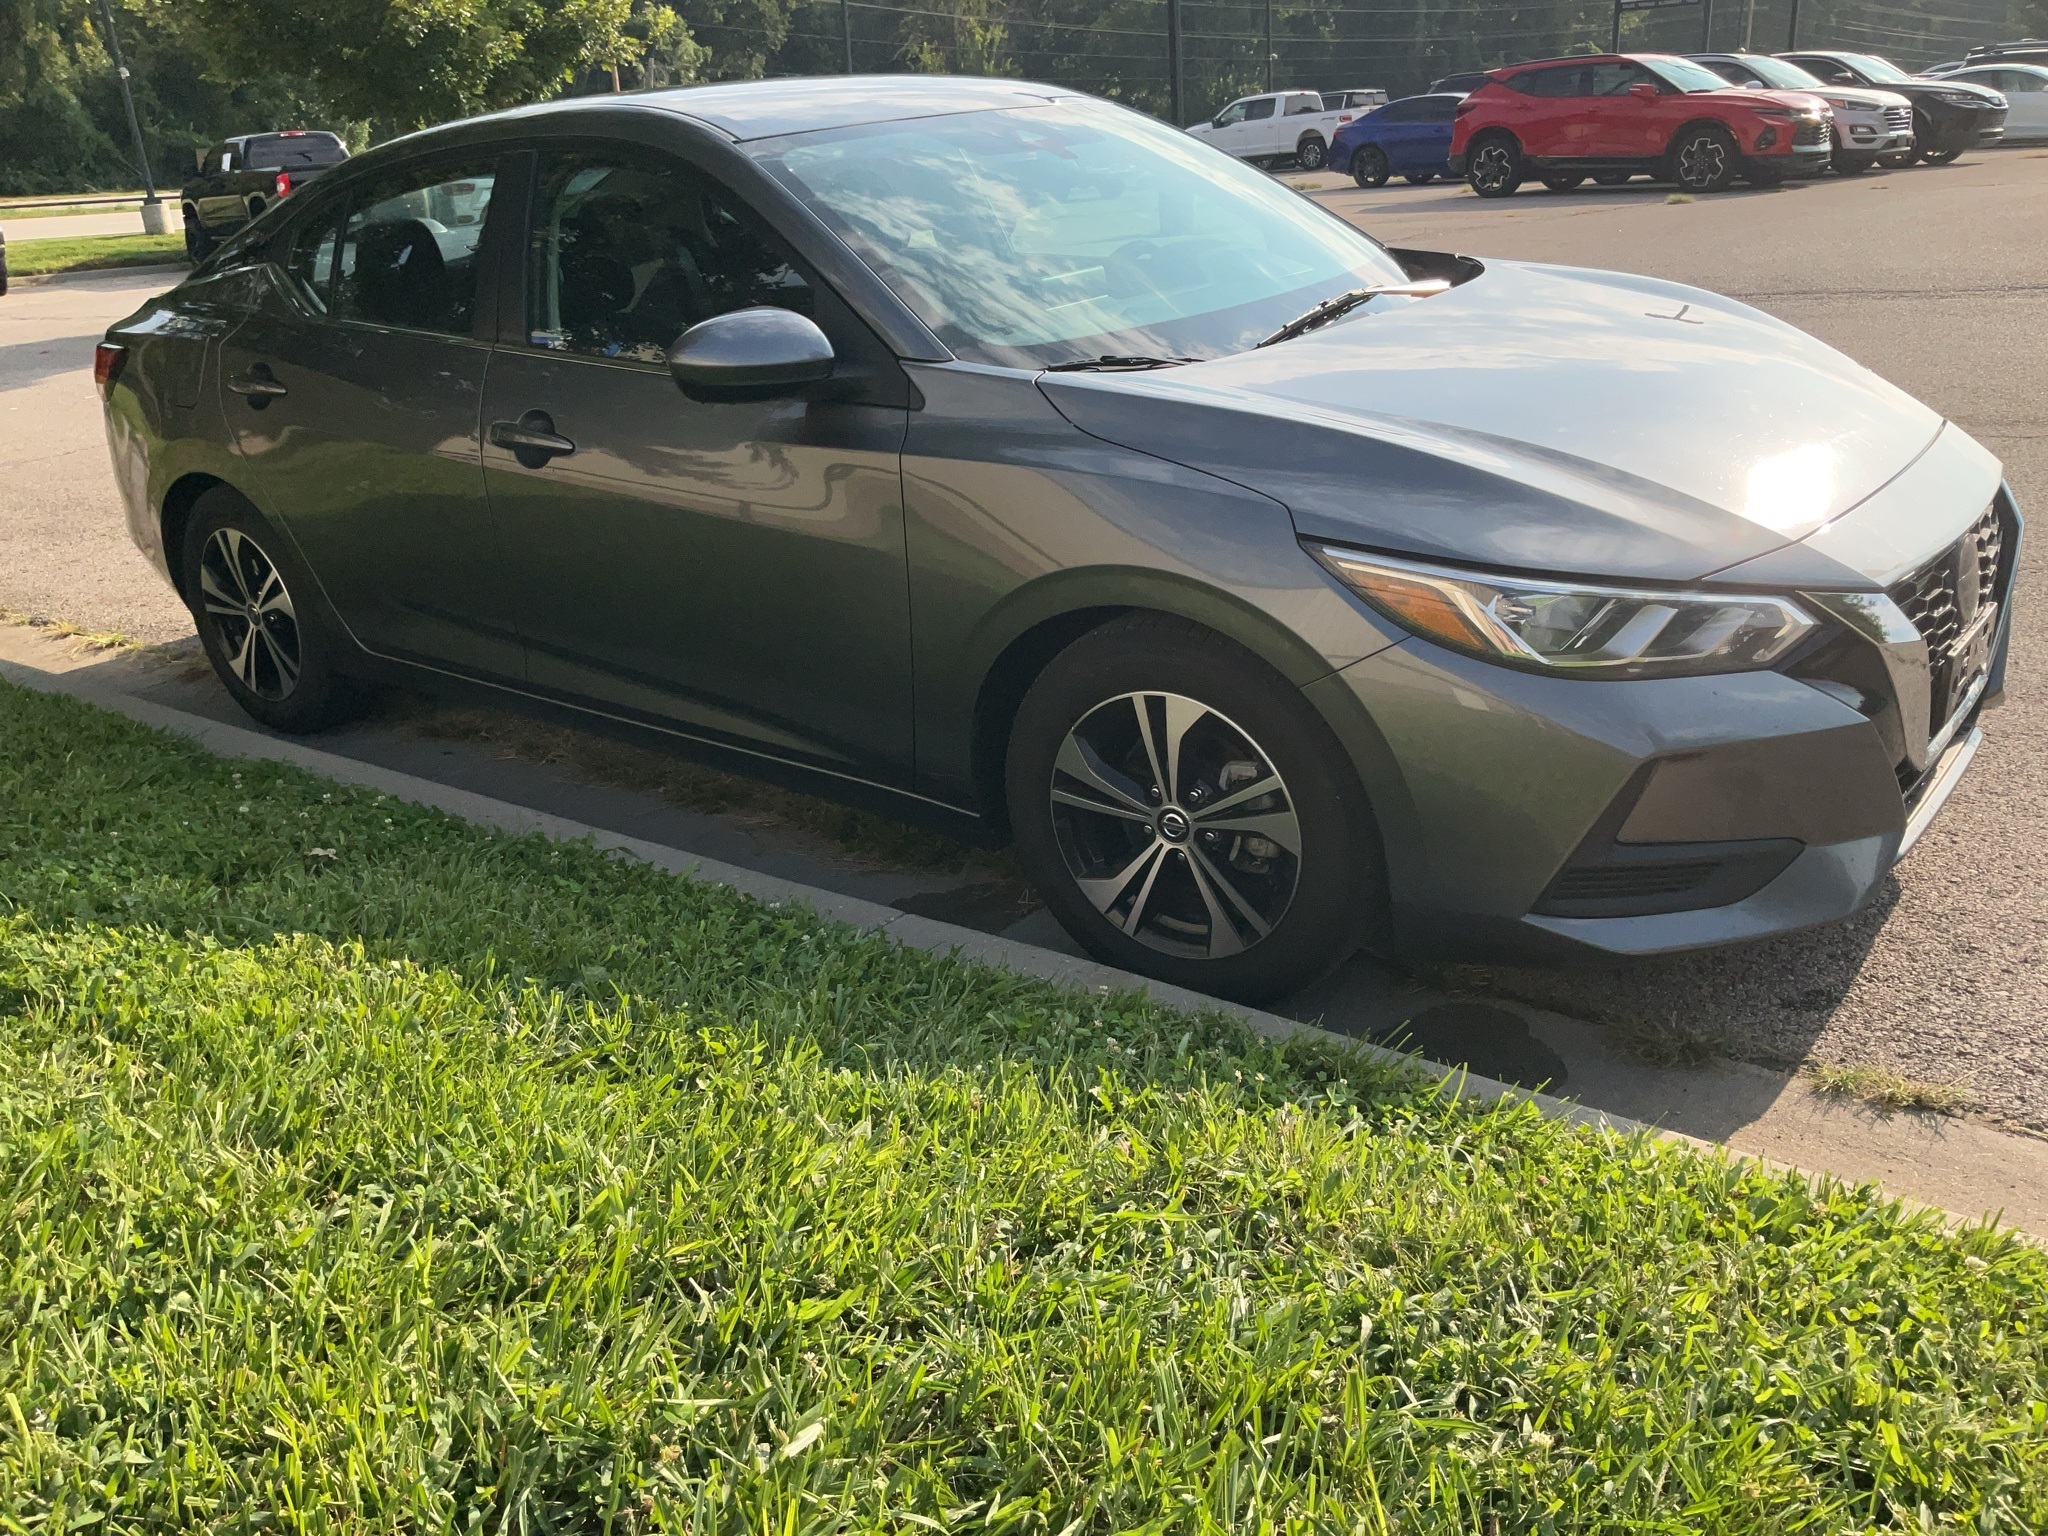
[1418,96,1459,121]
[1244,98,1276,120]
[1377,100,1419,123]
[242,133,349,172]
[1506,66,1580,97]
[332,165,497,336]
[525,150,813,364]
[282,210,341,312]
[1286,94,1321,115]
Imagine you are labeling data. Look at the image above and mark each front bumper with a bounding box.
[1924,106,2008,152]
[1306,489,2020,960]
[1836,108,1915,156]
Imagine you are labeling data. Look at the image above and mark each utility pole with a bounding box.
[1265,0,1273,92]
[1166,0,1184,125]
[1610,0,1622,53]
[842,0,854,73]
[1701,0,1713,50]
[92,0,165,234]
[1785,0,1800,50]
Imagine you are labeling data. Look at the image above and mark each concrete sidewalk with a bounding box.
[4,620,2043,1239]
[1,210,148,243]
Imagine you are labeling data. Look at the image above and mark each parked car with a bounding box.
[1961,39,2048,68]
[1778,51,2006,163]
[1690,52,1913,172]
[1429,71,1495,95]
[1322,89,1389,111]
[1934,62,2048,140]
[1332,93,1461,186]
[1186,90,1352,169]
[97,77,2017,999]
[1449,53,1832,195]
[182,130,348,259]
[1921,61,1970,77]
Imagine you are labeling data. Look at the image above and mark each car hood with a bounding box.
[1037,259,1958,584]
[1892,76,2005,102]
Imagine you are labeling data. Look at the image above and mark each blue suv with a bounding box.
[1332,93,1463,186]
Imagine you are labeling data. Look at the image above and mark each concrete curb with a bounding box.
[0,653,1684,1142]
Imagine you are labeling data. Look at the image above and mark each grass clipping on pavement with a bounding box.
[0,682,2043,1532]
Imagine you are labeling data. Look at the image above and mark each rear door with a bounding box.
[479,141,917,779]
[1409,95,1459,171]
[1501,65,1580,157]
[217,153,523,680]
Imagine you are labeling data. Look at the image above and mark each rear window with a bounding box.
[242,133,349,172]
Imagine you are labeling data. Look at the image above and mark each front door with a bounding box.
[1206,100,1252,154]
[1240,97,1282,155]
[481,145,916,780]
[218,155,523,679]
[1583,61,1669,158]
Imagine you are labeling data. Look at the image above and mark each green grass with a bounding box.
[1809,1062,1974,1115]
[5,231,186,276]
[0,199,145,220]
[0,679,2044,1532]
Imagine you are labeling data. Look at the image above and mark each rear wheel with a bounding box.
[182,487,360,733]
[1668,123,1739,192]
[1403,171,1437,184]
[1295,134,1327,171]
[1350,145,1390,187]
[1539,172,1585,192]
[1006,615,1381,1002]
[1466,134,1524,198]
[1923,146,1963,165]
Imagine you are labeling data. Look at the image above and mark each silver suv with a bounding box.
[1691,52,1913,171]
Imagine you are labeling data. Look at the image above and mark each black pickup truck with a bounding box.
[181,130,348,259]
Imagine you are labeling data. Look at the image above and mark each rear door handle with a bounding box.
[488,411,576,468]
[227,365,288,406]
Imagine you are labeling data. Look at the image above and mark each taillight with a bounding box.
[274,171,292,198]
[94,342,128,401]
[1455,100,1479,116]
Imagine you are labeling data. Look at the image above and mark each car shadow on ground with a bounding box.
[0,332,107,393]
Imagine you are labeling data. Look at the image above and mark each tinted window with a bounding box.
[1508,66,1580,97]
[1417,96,1460,121]
[526,151,811,364]
[1590,63,1657,94]
[1375,100,1417,123]
[282,209,341,312]
[1643,58,1737,91]
[1791,56,1857,84]
[1285,94,1321,115]
[1245,98,1276,120]
[242,133,349,171]
[332,165,496,336]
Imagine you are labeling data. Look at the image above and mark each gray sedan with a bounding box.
[96,77,2017,1000]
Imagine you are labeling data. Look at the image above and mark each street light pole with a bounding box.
[92,0,165,234]
[1610,0,1622,53]
[1701,0,1714,50]
[1265,0,1273,92]
[842,0,854,73]
[1785,0,1800,50]
[1166,0,1184,126]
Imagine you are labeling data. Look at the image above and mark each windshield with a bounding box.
[1837,53,1913,83]
[243,133,348,171]
[753,98,1409,369]
[1722,55,1827,90]
[1646,58,1745,93]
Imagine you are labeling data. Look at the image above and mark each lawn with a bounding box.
[5,230,186,276]
[0,678,2043,1531]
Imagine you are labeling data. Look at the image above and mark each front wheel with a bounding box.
[1006,616,1381,1002]
[1923,146,1963,165]
[1539,172,1585,192]
[1669,124,1739,192]
[1833,151,1877,174]
[1466,136,1524,198]
[1351,145,1390,187]
[1295,135,1327,171]
[182,487,361,733]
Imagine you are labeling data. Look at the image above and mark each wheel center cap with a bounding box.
[1157,806,1191,844]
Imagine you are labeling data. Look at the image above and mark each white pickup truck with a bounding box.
[1185,90,1359,171]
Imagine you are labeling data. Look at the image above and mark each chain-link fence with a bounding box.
[685,0,2020,126]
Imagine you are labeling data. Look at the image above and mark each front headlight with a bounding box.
[1311,545,1818,678]
[1932,88,1996,107]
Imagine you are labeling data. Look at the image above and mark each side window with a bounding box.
[526,151,813,364]
[1799,58,1854,84]
[331,164,496,336]
[1588,63,1651,95]
[1244,98,1277,121]
[1214,101,1248,127]
[1510,67,1577,97]
[1419,96,1459,122]
[1286,94,1321,116]
[282,208,342,312]
[1378,100,1418,123]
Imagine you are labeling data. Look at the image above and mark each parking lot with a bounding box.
[5,148,2046,1137]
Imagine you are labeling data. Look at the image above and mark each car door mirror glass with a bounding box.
[668,307,834,402]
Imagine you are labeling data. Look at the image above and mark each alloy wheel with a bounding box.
[198,526,302,700]
[1675,134,1727,188]
[1049,691,1301,960]
[1470,143,1516,192]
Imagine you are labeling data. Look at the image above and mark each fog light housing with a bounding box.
[1756,127,1779,150]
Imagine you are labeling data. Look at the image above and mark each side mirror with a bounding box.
[1628,82,1660,102]
[667,307,834,403]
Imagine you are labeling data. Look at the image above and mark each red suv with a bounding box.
[1448,53,1832,196]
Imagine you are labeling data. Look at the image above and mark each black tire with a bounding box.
[1466,133,1524,198]
[1005,615,1382,1003]
[181,487,361,733]
[1351,145,1390,187]
[1593,171,1633,186]
[1833,151,1877,174]
[183,210,214,262]
[1295,134,1327,171]
[1540,172,1585,192]
[1403,171,1437,184]
[1878,146,1920,168]
[1923,146,1963,165]
[1668,123,1739,192]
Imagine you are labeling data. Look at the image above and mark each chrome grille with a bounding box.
[1794,119,1830,146]
[1888,504,2004,740]
[1883,104,1914,133]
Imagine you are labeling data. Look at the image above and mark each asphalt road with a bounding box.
[4,151,2046,1128]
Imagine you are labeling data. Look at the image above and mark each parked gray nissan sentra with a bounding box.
[95,76,2019,1001]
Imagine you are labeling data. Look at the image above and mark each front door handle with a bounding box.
[227,365,288,407]
[488,411,576,469]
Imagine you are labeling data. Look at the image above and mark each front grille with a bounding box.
[1888,502,2006,744]
[1794,119,1830,147]
[1546,863,1716,901]
[1884,104,1914,133]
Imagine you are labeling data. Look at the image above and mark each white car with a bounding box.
[1186,91,1354,171]
[1322,88,1389,111]
[1690,52,1913,172]
[1934,62,2048,139]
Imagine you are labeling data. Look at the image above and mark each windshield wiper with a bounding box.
[1042,354,1201,372]
[1255,279,1452,349]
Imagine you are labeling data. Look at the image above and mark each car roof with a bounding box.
[390,75,1084,150]
[1953,60,2048,72]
